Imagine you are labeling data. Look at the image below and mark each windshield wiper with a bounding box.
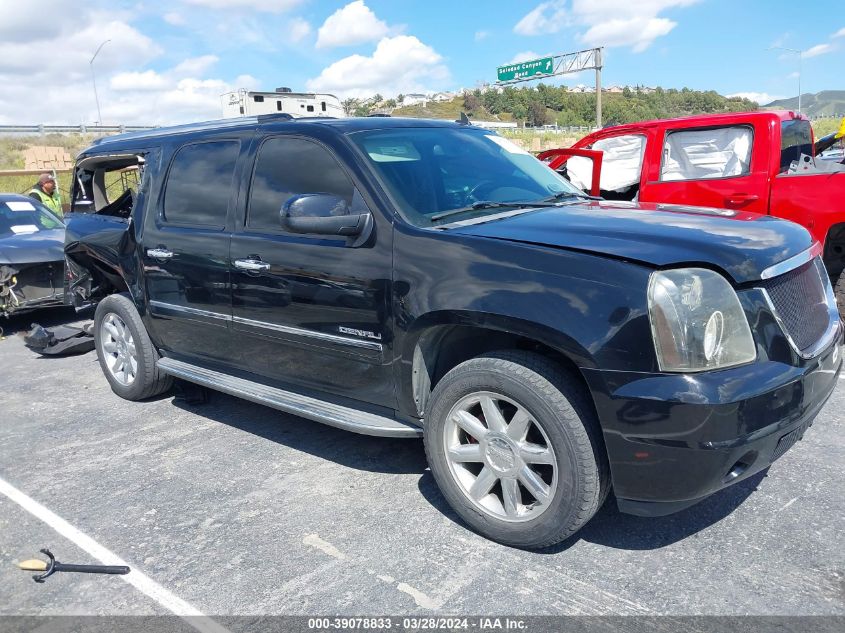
[542,191,602,202]
[430,200,557,223]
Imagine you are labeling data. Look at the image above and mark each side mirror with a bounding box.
[280,194,372,241]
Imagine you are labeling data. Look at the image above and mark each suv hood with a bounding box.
[450,201,813,284]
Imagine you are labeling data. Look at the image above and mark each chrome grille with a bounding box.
[760,257,831,353]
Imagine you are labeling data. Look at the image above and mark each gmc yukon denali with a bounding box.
[64,115,842,548]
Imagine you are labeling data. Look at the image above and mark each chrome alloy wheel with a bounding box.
[443,392,558,523]
[100,312,138,386]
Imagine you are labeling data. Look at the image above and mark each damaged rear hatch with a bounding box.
[0,194,66,317]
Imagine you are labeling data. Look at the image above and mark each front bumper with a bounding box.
[583,325,842,517]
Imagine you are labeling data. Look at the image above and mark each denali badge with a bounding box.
[338,326,382,340]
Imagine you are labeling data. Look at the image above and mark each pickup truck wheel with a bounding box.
[423,351,609,549]
[94,293,172,401]
[834,270,845,321]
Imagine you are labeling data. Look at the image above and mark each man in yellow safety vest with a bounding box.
[28,173,63,216]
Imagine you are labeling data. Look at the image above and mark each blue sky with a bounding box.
[0,0,841,124]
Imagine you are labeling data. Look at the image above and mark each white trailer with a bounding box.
[221,88,345,119]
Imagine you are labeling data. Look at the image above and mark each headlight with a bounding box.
[648,268,756,372]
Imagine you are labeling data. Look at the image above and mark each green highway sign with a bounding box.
[497,56,555,82]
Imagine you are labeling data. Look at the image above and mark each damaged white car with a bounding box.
[0,194,66,317]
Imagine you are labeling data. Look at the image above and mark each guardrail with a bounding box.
[0,124,156,135]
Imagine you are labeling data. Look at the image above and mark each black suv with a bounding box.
[65,115,842,548]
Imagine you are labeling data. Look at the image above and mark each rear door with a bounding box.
[142,134,246,365]
[639,122,770,213]
[229,133,395,408]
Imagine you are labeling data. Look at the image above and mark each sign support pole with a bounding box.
[595,48,602,130]
[495,47,604,130]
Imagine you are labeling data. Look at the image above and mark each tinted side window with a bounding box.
[248,137,354,231]
[163,141,239,227]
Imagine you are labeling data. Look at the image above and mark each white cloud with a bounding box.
[514,1,569,36]
[0,0,66,42]
[571,0,699,22]
[316,1,390,49]
[0,14,161,80]
[727,92,784,105]
[474,30,490,42]
[0,5,258,126]
[233,74,261,90]
[163,12,185,26]
[833,27,845,38]
[110,70,171,92]
[803,43,833,58]
[581,17,676,52]
[515,0,699,51]
[183,0,302,12]
[172,55,220,76]
[307,35,448,98]
[288,17,312,43]
[506,51,544,64]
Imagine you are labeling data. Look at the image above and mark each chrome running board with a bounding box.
[157,357,422,438]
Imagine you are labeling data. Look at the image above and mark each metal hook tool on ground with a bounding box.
[18,549,130,583]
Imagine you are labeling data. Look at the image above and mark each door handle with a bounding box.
[146,248,173,259]
[234,258,271,272]
[725,193,759,207]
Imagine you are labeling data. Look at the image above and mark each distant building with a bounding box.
[221,88,345,118]
[431,92,456,102]
[402,93,429,107]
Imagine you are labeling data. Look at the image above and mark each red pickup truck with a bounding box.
[541,111,845,314]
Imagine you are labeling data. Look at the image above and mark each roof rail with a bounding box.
[367,113,391,117]
[256,113,295,123]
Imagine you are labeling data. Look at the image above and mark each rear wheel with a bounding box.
[423,351,609,549]
[94,293,172,401]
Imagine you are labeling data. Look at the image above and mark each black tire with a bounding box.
[93,293,172,401]
[423,350,609,549]
[834,270,845,321]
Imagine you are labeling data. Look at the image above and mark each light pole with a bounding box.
[90,39,111,125]
[769,46,802,114]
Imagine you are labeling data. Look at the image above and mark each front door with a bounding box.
[142,137,244,365]
[639,123,770,214]
[229,134,395,408]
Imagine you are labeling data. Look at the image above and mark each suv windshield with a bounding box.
[350,127,584,226]
[0,198,63,237]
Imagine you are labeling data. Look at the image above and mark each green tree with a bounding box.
[341,98,360,116]
[463,92,481,112]
[527,101,548,127]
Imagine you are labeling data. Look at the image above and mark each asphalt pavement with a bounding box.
[0,307,843,620]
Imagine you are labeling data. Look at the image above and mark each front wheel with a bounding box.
[94,293,172,401]
[833,270,845,321]
[423,351,609,549]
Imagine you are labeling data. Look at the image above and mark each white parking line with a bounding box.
[0,476,229,633]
